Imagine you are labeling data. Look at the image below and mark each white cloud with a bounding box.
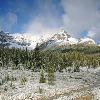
[61,0,99,38]
[87,31,96,38]
[87,25,100,42]
[23,15,61,38]
[22,0,63,37]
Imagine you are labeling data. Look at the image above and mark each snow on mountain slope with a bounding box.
[0,31,40,49]
[68,37,78,44]
[53,37,78,46]
[79,37,96,45]
[51,29,71,41]
[10,33,40,49]
[38,29,79,49]
[0,30,97,49]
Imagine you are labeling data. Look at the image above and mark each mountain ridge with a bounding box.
[38,29,97,50]
[0,30,98,50]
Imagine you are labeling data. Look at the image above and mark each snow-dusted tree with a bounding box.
[47,62,55,85]
[39,68,46,83]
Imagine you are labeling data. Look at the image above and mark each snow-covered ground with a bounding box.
[0,67,100,100]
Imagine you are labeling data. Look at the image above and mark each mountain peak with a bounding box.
[59,29,70,36]
[51,29,71,41]
[59,29,68,34]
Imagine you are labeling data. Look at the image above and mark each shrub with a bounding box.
[38,87,43,94]
[47,64,55,85]
[20,74,27,85]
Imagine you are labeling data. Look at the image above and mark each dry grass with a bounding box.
[74,94,94,100]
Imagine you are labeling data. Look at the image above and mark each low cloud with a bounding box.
[23,16,60,36]
[23,0,62,36]
[61,0,100,37]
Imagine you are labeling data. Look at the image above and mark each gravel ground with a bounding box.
[0,67,100,100]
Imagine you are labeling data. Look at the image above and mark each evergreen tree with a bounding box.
[47,62,55,85]
[39,68,46,83]
[34,43,42,71]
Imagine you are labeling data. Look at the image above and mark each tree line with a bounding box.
[0,44,100,72]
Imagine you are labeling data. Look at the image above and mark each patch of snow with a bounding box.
[79,37,96,44]
[0,67,100,100]
[68,37,78,44]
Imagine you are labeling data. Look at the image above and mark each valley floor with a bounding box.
[0,67,100,100]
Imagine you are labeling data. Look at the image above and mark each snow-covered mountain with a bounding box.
[79,37,96,45]
[0,31,39,49]
[10,33,40,49]
[38,30,79,48]
[38,29,96,49]
[0,30,97,49]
